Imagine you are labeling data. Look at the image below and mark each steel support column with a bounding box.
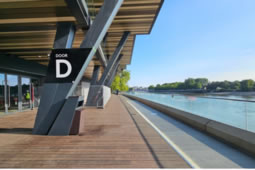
[105,55,123,87]
[66,0,124,98]
[91,65,100,85]
[98,32,130,85]
[86,31,129,106]
[33,22,76,135]
[64,0,90,29]
[33,0,124,134]
[4,74,8,113]
[48,96,80,136]
[65,0,108,68]
[96,45,107,68]
[107,65,120,87]
[18,75,22,111]
[53,22,76,49]
[98,33,109,67]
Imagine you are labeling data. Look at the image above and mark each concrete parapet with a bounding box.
[206,121,255,156]
[123,94,255,156]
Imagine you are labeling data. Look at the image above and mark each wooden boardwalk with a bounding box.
[0,95,188,168]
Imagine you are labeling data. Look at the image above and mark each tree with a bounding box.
[230,81,241,91]
[195,78,208,87]
[184,78,196,89]
[148,85,155,90]
[241,79,254,91]
[148,78,255,92]
[111,75,121,91]
[194,82,202,89]
[224,81,231,90]
[111,70,130,91]
[120,78,129,91]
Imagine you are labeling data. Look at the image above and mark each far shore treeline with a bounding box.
[148,78,255,92]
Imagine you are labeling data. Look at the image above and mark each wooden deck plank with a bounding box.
[0,95,188,168]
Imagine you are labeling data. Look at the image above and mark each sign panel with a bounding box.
[45,48,91,83]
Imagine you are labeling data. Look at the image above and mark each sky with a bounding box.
[0,74,30,86]
[127,0,255,87]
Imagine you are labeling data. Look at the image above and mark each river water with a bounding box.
[127,92,255,133]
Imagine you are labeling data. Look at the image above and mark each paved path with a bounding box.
[120,96,189,168]
[0,95,188,168]
[124,97,255,168]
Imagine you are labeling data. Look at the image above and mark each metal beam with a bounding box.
[106,62,120,87]
[66,0,124,98]
[33,84,73,135]
[4,74,8,113]
[0,53,47,77]
[99,33,109,67]
[105,54,123,87]
[64,0,90,29]
[96,45,107,68]
[65,0,107,68]
[98,31,130,85]
[53,22,76,49]
[103,33,108,49]
[18,75,22,111]
[33,22,76,135]
[48,96,80,136]
[91,65,100,85]
[86,52,124,105]
[106,54,123,85]
[107,66,119,87]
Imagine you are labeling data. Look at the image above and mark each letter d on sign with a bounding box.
[56,59,72,78]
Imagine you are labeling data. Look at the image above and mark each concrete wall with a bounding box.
[102,86,111,107]
[86,85,111,108]
[123,94,255,157]
[81,82,90,103]
[72,81,90,104]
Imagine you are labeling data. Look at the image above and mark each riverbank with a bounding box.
[206,91,255,97]
[145,91,255,98]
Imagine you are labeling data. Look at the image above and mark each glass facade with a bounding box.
[22,77,31,110]
[32,79,41,108]
[7,75,19,113]
[0,72,38,116]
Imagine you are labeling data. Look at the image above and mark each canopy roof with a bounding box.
[0,0,164,79]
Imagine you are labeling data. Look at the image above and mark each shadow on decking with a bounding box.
[0,128,33,134]
[120,97,164,168]
[131,99,255,168]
